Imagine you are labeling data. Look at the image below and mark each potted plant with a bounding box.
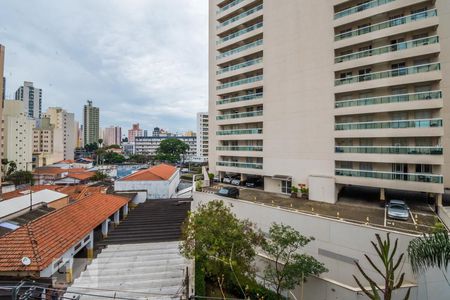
[290,186,299,198]
[208,173,215,185]
[300,184,309,199]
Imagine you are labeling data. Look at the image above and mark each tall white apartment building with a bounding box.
[15,81,42,119]
[43,107,76,160]
[103,126,122,146]
[33,117,64,167]
[2,100,34,171]
[196,112,209,162]
[209,0,450,203]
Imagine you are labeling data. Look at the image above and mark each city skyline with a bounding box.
[0,0,208,132]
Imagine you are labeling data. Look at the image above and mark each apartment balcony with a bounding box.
[217,57,263,79]
[334,9,438,49]
[216,0,260,20]
[216,110,263,125]
[217,75,263,95]
[334,63,442,93]
[334,91,443,116]
[216,146,263,158]
[216,22,263,49]
[216,92,263,107]
[335,168,443,193]
[334,118,443,138]
[217,160,263,171]
[217,145,263,151]
[334,0,395,20]
[216,4,263,34]
[216,39,263,64]
[334,36,440,71]
[217,128,263,135]
[335,146,444,164]
[217,128,263,141]
[216,0,246,14]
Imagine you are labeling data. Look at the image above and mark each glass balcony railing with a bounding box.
[217,4,263,29]
[335,36,439,63]
[217,128,263,135]
[335,9,438,41]
[217,57,263,75]
[217,39,263,60]
[334,0,395,19]
[335,118,443,131]
[217,145,263,151]
[335,146,443,155]
[217,22,263,45]
[217,0,246,14]
[335,90,442,108]
[335,168,443,184]
[217,110,263,120]
[335,63,441,86]
[217,75,263,90]
[217,92,263,105]
[217,161,263,169]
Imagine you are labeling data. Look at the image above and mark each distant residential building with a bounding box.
[184,131,196,137]
[143,130,148,137]
[33,117,64,168]
[2,100,34,171]
[135,135,196,161]
[103,126,122,146]
[122,142,135,155]
[196,112,208,162]
[83,100,100,145]
[75,121,82,148]
[14,81,42,119]
[44,107,76,160]
[128,123,143,143]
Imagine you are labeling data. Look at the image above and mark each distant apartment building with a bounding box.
[135,135,197,160]
[103,126,122,146]
[83,100,100,145]
[196,112,209,162]
[122,142,135,155]
[2,100,34,171]
[75,121,82,148]
[44,107,76,160]
[33,117,64,168]
[128,123,143,143]
[14,81,42,119]
[209,0,450,203]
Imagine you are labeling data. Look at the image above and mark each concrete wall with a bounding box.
[193,191,450,300]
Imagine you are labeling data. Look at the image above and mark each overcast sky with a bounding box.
[1,0,208,134]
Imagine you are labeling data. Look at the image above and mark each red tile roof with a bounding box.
[66,172,95,181]
[120,164,177,181]
[0,193,129,272]
[58,160,75,164]
[33,168,66,175]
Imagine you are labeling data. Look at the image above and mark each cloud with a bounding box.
[0,0,208,133]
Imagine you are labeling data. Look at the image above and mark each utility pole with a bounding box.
[26,162,33,211]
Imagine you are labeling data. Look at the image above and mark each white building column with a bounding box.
[122,204,129,218]
[114,211,120,226]
[101,219,109,238]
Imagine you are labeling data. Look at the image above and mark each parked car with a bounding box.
[245,177,262,188]
[216,187,239,199]
[223,175,233,184]
[231,178,242,186]
[213,175,220,183]
[387,200,410,221]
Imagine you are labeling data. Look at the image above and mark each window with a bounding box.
[358,68,371,82]
[357,23,371,35]
[416,164,432,173]
[390,38,405,51]
[391,62,406,76]
[360,162,373,171]
[411,8,428,21]
[340,161,353,169]
[281,180,292,194]
[389,14,405,26]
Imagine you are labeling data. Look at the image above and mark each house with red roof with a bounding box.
[114,163,180,200]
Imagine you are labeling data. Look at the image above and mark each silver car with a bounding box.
[387,200,410,221]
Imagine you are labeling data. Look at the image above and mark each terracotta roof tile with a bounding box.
[33,168,66,175]
[0,193,129,272]
[66,172,95,181]
[120,164,177,181]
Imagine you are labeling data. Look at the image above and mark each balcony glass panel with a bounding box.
[217,161,263,169]
[217,39,263,60]
[335,91,442,108]
[335,36,439,63]
[217,128,263,135]
[217,4,263,29]
[217,75,263,90]
[217,92,263,105]
[335,146,443,155]
[217,22,263,45]
[217,57,263,75]
[217,0,245,14]
[335,9,437,41]
[217,145,263,151]
[335,118,443,130]
[335,168,443,184]
[334,0,396,19]
[335,63,440,86]
[217,110,263,120]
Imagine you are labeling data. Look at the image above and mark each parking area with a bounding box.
[204,184,439,234]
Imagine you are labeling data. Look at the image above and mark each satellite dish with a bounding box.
[21,256,31,266]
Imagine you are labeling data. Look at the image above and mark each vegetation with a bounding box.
[408,231,450,274]
[155,138,189,163]
[91,171,108,182]
[262,223,327,298]
[291,186,298,194]
[195,180,202,192]
[103,151,126,164]
[353,233,411,300]
[127,154,152,164]
[6,170,34,186]
[98,138,104,146]
[84,142,98,152]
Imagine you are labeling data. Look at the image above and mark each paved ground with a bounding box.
[205,184,439,234]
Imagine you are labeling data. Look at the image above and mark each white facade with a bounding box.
[33,117,64,167]
[2,100,34,171]
[14,81,42,119]
[135,136,197,160]
[103,126,122,146]
[44,107,76,160]
[196,112,209,162]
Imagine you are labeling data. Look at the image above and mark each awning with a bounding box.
[272,175,292,181]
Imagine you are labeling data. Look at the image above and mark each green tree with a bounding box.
[408,231,450,274]
[262,223,327,298]
[6,170,34,186]
[103,151,126,164]
[354,233,411,300]
[91,171,108,181]
[84,142,98,152]
[155,138,189,163]
[180,200,264,297]
[127,154,151,164]
[98,139,104,147]
[6,161,17,176]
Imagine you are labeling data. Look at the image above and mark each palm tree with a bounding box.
[408,232,450,274]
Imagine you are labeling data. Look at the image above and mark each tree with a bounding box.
[91,171,108,182]
[98,139,104,147]
[353,233,411,300]
[103,151,126,164]
[408,232,450,274]
[84,142,98,152]
[180,200,264,297]
[6,161,17,176]
[6,170,34,186]
[155,138,189,163]
[127,154,151,164]
[262,223,327,298]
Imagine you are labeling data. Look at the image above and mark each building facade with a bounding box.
[33,117,64,168]
[0,44,5,185]
[196,112,209,162]
[44,107,76,160]
[83,100,100,145]
[14,81,42,119]
[128,123,143,143]
[209,0,450,203]
[135,135,197,160]
[103,126,122,146]
[2,100,34,171]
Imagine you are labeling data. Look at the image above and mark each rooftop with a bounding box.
[33,167,66,175]
[120,164,177,181]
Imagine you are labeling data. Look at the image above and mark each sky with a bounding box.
[0,0,208,134]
